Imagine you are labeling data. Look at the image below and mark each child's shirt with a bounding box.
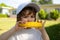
[8,28,43,40]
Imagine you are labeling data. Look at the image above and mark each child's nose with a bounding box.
[28,19,32,22]
[27,18,33,22]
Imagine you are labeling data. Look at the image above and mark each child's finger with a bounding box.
[18,21,26,24]
[37,20,42,23]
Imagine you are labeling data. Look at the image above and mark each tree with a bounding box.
[0,3,7,7]
[40,0,52,4]
[0,3,11,7]
[32,0,35,2]
[38,9,48,19]
[50,9,59,20]
[32,0,53,4]
[0,7,2,13]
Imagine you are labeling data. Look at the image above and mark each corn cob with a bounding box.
[19,22,42,28]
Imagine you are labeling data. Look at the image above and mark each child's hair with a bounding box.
[17,7,37,22]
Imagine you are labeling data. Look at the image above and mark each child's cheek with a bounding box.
[21,18,28,22]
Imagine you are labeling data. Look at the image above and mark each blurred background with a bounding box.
[0,0,60,40]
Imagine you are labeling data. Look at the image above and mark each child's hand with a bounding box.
[35,20,46,30]
[14,21,26,31]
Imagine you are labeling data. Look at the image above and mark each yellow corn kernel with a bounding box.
[19,22,42,28]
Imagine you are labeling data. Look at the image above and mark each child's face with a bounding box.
[21,13,35,22]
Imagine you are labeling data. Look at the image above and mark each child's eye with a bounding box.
[23,16,28,18]
[31,16,34,18]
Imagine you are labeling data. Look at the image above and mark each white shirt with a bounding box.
[8,28,43,40]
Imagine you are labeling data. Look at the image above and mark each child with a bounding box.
[0,2,50,40]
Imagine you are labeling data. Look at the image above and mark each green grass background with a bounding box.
[0,18,16,35]
[0,18,60,40]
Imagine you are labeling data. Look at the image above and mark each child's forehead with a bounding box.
[20,8,36,15]
[24,12,35,16]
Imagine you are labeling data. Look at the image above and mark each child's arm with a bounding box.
[37,20,50,40]
[40,27,50,40]
[0,21,25,40]
[0,27,16,40]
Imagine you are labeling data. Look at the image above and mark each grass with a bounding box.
[0,18,16,35]
[45,23,60,40]
[0,18,60,40]
[45,18,60,40]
